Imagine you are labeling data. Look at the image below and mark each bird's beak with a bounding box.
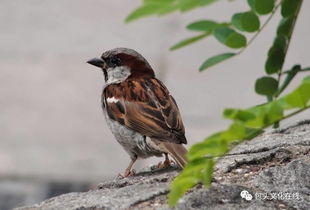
[87,57,105,68]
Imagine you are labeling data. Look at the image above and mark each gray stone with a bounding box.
[176,185,278,210]
[0,179,91,210]
[215,120,310,173]
[252,158,310,210]
[17,168,179,210]
[17,121,310,210]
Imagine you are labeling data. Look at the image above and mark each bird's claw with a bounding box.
[157,159,175,169]
[117,169,136,178]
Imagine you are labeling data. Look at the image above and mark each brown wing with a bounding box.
[103,78,187,144]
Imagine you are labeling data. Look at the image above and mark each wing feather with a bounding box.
[103,78,186,144]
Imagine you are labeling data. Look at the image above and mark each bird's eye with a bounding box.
[109,57,121,67]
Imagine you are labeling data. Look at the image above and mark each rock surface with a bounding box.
[17,121,310,210]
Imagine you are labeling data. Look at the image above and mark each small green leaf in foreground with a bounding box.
[188,137,228,160]
[201,159,214,186]
[284,75,310,108]
[168,158,214,207]
[168,176,197,207]
[223,108,256,122]
[199,53,235,71]
[265,101,284,124]
[170,33,209,50]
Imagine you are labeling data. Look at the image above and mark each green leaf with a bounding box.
[284,79,310,108]
[223,108,256,122]
[168,176,197,206]
[143,0,174,3]
[232,11,260,32]
[277,17,294,37]
[181,158,212,175]
[201,159,214,186]
[276,65,301,96]
[272,35,287,49]
[281,0,302,17]
[265,47,285,74]
[170,33,210,50]
[245,101,283,127]
[265,101,284,124]
[125,0,177,22]
[125,5,163,23]
[168,157,211,207]
[265,36,287,74]
[247,0,275,15]
[143,0,174,2]
[221,122,262,141]
[303,75,310,84]
[178,0,218,12]
[187,20,218,32]
[255,76,278,96]
[225,123,262,141]
[199,52,235,71]
[188,137,228,160]
[126,0,221,23]
[223,122,247,139]
[157,4,179,15]
[213,26,247,48]
[244,128,264,139]
[246,106,267,127]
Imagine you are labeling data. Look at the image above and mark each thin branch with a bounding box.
[199,1,282,68]
[283,67,310,74]
[237,1,282,55]
[276,0,303,98]
[281,105,310,121]
[208,104,310,159]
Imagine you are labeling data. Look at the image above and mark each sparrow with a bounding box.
[87,48,187,177]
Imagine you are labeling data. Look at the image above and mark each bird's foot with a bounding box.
[157,159,175,169]
[118,169,136,178]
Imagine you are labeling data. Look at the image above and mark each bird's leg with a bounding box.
[157,153,174,169]
[118,157,137,178]
[124,159,136,177]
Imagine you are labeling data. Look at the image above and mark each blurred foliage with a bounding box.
[126,0,309,207]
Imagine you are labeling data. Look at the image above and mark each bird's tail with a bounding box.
[159,142,188,168]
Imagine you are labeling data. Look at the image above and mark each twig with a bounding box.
[276,0,304,98]
[237,1,282,55]
[282,67,310,74]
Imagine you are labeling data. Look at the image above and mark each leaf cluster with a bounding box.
[169,74,310,206]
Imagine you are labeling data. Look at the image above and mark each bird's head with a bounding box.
[87,48,155,84]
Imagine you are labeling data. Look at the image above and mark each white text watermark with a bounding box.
[240,190,303,201]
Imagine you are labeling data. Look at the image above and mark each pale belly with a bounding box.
[103,111,164,160]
